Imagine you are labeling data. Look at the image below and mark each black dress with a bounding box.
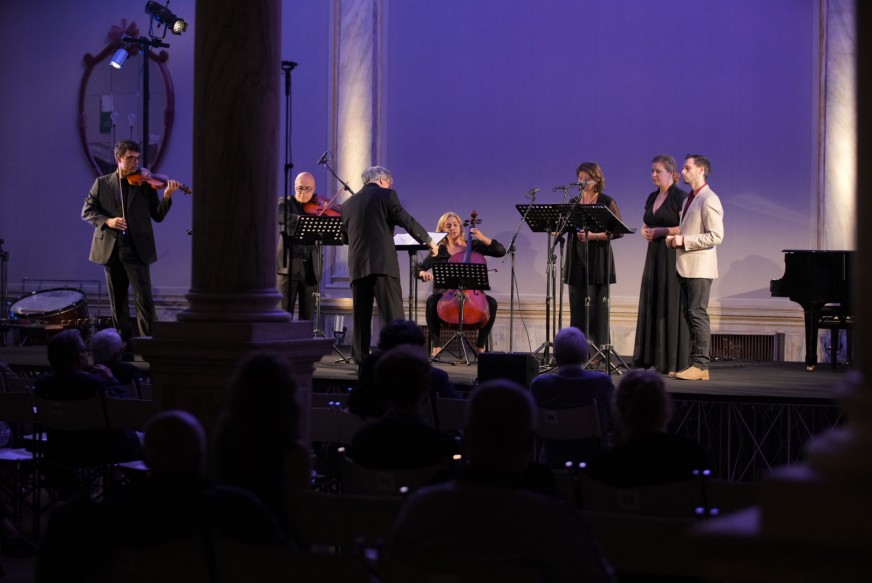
[632,184,690,373]
[563,193,621,347]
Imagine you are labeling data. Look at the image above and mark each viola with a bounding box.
[127,169,192,194]
[301,194,341,217]
[436,211,491,327]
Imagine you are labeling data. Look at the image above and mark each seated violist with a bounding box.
[418,211,506,356]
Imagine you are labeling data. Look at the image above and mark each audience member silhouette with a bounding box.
[388,379,615,583]
[530,326,615,467]
[349,319,459,420]
[37,410,289,582]
[585,369,710,486]
[349,345,459,469]
[33,328,142,467]
[212,351,312,534]
[89,327,141,392]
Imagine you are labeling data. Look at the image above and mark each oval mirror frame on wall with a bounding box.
[78,29,175,178]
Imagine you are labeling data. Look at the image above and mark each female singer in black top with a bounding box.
[563,161,623,349]
[419,211,506,356]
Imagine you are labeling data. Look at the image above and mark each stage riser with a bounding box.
[671,398,845,482]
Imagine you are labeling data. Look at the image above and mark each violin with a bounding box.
[127,170,192,194]
[436,210,491,327]
[301,194,341,217]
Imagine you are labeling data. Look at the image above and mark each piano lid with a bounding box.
[770,249,853,307]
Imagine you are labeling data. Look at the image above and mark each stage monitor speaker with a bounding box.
[477,352,538,388]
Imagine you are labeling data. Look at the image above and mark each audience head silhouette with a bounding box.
[465,379,535,472]
[377,319,427,351]
[614,369,672,441]
[46,328,88,372]
[553,326,590,365]
[375,344,432,412]
[89,328,126,366]
[224,351,301,441]
[144,410,206,480]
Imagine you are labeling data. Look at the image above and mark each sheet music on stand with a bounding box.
[570,204,635,236]
[515,204,576,232]
[431,262,490,292]
[292,215,344,245]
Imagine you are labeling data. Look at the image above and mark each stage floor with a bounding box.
[1,344,847,403]
[314,351,846,403]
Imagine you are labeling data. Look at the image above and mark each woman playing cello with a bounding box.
[418,211,506,356]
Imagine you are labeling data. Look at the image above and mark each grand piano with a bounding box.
[770,249,854,371]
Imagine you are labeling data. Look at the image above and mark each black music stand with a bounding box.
[394,233,445,322]
[292,215,352,364]
[431,262,490,366]
[570,204,634,374]
[516,204,576,369]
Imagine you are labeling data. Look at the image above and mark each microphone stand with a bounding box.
[505,189,538,352]
[280,61,297,320]
[318,153,356,197]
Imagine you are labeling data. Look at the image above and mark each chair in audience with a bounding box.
[576,470,711,580]
[103,395,159,432]
[0,390,37,527]
[286,489,403,551]
[95,536,372,583]
[337,448,446,497]
[534,401,606,467]
[434,397,467,433]
[30,390,117,533]
[309,405,342,444]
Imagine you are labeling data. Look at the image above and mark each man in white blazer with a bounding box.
[666,155,724,380]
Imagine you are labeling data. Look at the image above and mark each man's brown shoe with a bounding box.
[674,366,710,380]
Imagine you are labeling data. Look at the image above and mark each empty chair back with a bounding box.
[338,449,445,497]
[578,472,708,518]
[535,402,602,440]
[104,395,159,431]
[32,392,107,431]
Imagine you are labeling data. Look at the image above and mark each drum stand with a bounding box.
[432,261,490,366]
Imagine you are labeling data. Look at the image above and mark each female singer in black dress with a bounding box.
[419,211,506,356]
[564,162,623,349]
[632,154,690,375]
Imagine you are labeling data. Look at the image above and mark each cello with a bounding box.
[436,211,491,328]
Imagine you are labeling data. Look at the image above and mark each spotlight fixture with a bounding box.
[110,48,130,69]
[145,1,188,35]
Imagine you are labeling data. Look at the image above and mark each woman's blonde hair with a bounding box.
[435,211,465,245]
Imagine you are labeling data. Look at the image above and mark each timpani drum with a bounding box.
[8,288,90,343]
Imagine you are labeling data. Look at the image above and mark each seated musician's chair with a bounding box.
[817,306,853,368]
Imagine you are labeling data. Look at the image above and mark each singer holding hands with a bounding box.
[82,139,178,342]
[632,155,690,376]
[419,212,506,356]
[563,162,623,350]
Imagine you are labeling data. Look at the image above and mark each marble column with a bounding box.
[692,1,872,579]
[137,0,332,439]
[820,0,857,250]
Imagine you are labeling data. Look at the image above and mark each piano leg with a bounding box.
[804,307,819,372]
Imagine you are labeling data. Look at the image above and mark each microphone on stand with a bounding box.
[525,188,540,199]
[317,151,330,165]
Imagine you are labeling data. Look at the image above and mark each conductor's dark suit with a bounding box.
[82,172,172,340]
[341,182,431,362]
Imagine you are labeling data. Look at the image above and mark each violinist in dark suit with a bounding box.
[340,166,438,364]
[277,171,323,320]
[81,140,177,341]
[418,211,506,356]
